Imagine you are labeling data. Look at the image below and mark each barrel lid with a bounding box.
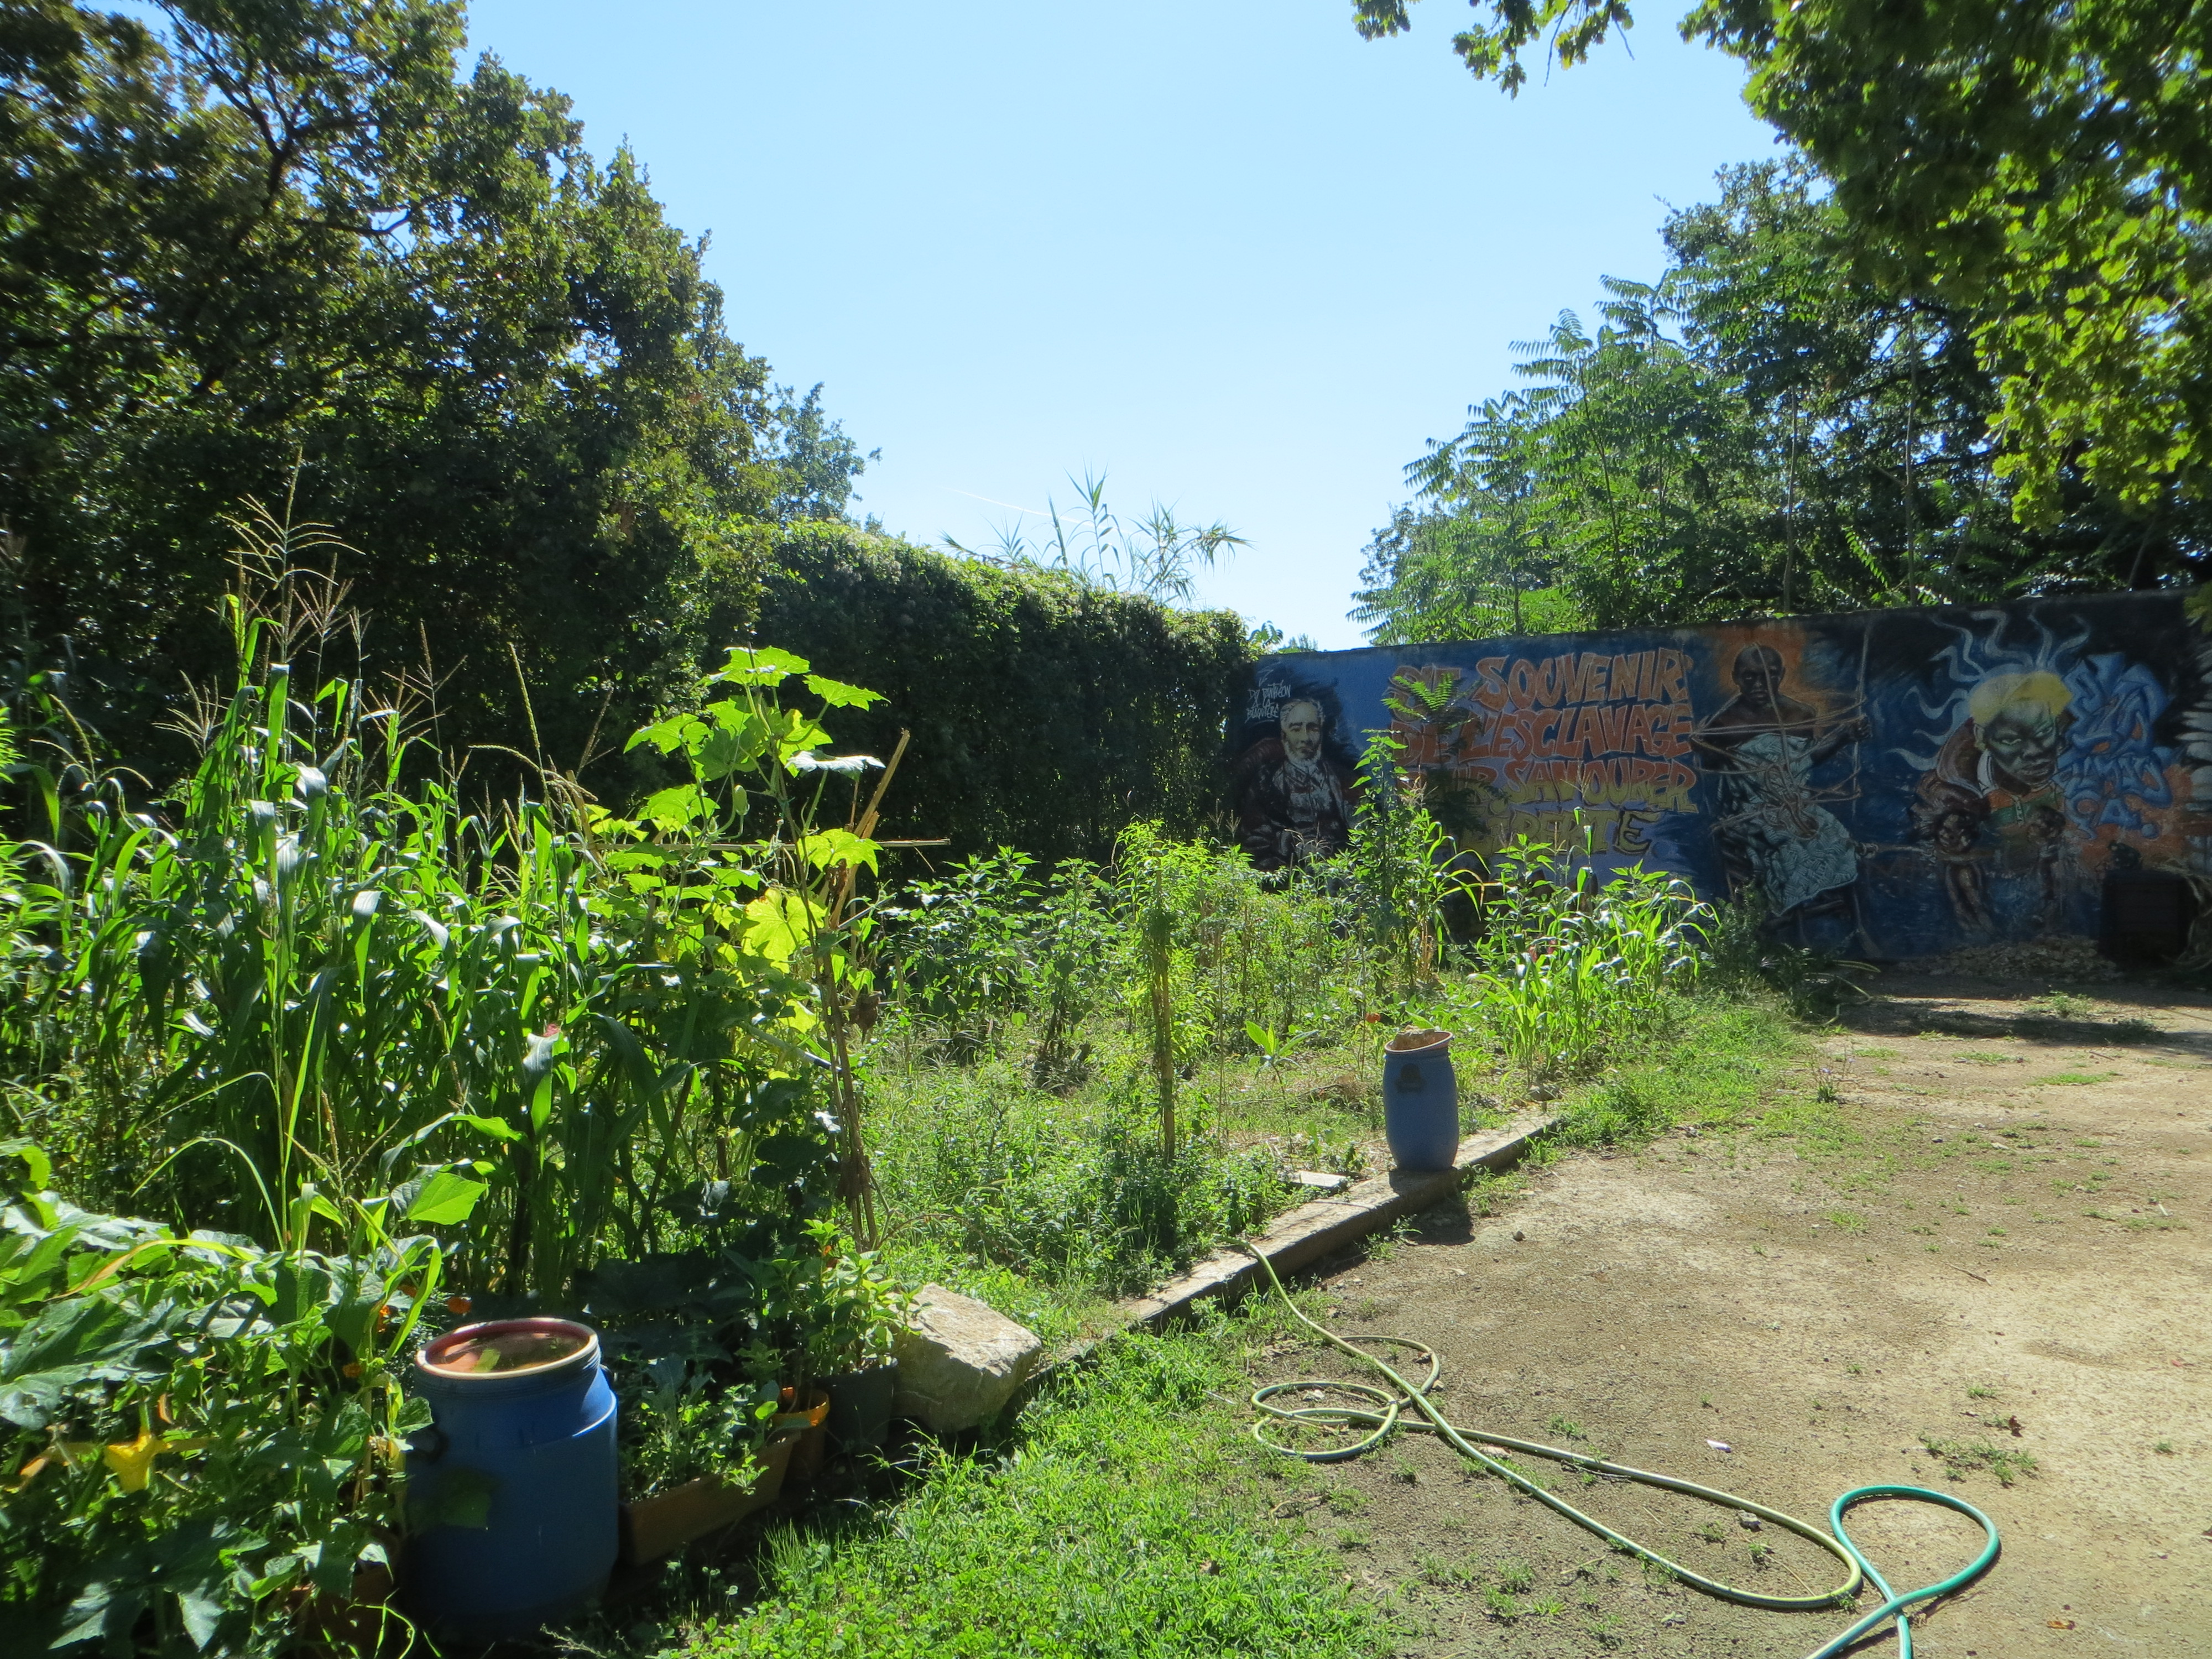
[1385,1026,1452,1053]
[417,1317,599,1382]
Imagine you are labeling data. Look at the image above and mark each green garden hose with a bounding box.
[1244,1252,1999,1659]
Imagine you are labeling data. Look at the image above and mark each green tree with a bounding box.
[1351,1,2212,581]
[764,383,879,524]
[0,0,812,778]
[1355,162,2212,643]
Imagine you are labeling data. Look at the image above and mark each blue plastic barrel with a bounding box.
[403,1317,617,1640]
[1382,1028,1459,1172]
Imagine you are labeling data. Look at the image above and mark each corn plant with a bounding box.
[1466,833,1707,1079]
[0,513,882,1295]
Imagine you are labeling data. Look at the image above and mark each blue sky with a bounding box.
[461,2,1776,648]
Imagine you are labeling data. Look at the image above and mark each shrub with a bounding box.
[753,524,1254,863]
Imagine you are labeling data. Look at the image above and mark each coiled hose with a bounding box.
[1244,1251,1999,1659]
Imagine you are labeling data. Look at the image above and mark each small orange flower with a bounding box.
[343,1361,363,1378]
[446,1295,473,1316]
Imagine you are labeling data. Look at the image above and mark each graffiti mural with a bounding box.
[1230,592,2212,958]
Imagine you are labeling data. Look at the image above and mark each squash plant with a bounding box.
[0,1139,476,1655]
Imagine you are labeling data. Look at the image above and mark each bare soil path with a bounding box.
[1251,978,2212,1658]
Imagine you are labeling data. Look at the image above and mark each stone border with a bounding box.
[1119,1113,1559,1331]
[1020,1113,1559,1396]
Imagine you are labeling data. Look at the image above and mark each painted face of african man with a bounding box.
[1281,701,1324,764]
[1980,699,2062,791]
[1731,648,1786,712]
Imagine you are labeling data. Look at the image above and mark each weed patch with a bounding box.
[1918,1434,2039,1486]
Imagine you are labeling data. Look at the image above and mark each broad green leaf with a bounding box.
[405,1171,488,1227]
[0,1139,53,1193]
[742,890,822,965]
[804,673,885,709]
[177,1587,223,1649]
[640,783,708,832]
[716,644,810,685]
[626,712,704,756]
[454,1113,523,1143]
[775,718,835,766]
[696,716,768,782]
[796,827,880,874]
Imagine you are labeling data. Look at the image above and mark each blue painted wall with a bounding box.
[1232,592,2212,959]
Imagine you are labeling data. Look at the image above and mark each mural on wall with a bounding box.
[1229,592,2212,958]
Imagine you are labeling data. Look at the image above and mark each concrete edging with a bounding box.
[1119,1113,1561,1331]
[1017,1112,1559,1399]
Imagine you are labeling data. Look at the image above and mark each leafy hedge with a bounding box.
[750,524,1255,862]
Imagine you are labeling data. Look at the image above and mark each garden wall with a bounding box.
[755,524,1254,863]
[1234,591,2212,961]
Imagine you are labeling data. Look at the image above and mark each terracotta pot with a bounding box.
[772,1386,831,1484]
[618,1430,797,1567]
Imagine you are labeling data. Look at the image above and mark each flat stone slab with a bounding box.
[891,1282,1044,1433]
[1120,1114,1558,1332]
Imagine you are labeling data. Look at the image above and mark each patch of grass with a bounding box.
[2032,1071,2121,1087]
[1491,1557,1535,1594]
[1548,1001,1809,1147]
[671,1310,1377,1659]
[1547,1415,1588,1441]
[1483,1587,1523,1621]
[1919,1434,2039,1486]
[2154,1441,2176,1455]
[1826,1209,1867,1232]
[1417,1552,1478,1590]
[1965,1383,2000,1400]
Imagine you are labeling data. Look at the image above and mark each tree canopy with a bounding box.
[1353,1,2212,556]
[1,0,858,779]
[1355,163,2210,644]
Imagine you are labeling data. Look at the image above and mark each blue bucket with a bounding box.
[403,1317,618,1641]
[1383,1028,1459,1172]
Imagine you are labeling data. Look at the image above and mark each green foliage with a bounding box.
[0,1140,452,1655]
[678,1311,1377,1658]
[1337,681,1481,1002]
[0,0,866,780]
[0,527,925,1640]
[872,1062,1285,1294]
[619,1380,773,1505]
[1356,163,2205,640]
[1462,834,1704,1079]
[766,1219,911,1381]
[1,540,865,1308]
[1354,2,2212,583]
[752,521,1256,863]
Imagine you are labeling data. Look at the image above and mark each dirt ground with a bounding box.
[1255,977,2212,1658]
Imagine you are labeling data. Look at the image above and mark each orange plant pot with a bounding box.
[618,1430,798,1567]
[772,1387,831,1485]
